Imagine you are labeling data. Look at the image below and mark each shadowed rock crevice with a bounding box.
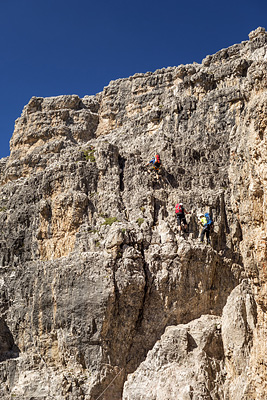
[134,244,151,331]
[0,319,20,362]
[118,155,126,192]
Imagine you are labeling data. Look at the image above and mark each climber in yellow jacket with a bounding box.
[198,213,213,244]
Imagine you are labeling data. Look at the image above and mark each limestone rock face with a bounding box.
[222,281,257,399]
[123,314,224,400]
[0,27,267,399]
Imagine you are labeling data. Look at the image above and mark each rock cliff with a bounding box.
[0,27,267,399]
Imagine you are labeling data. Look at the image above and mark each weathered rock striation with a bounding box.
[0,27,267,399]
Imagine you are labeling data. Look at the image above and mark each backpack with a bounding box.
[175,204,183,215]
[154,154,161,168]
[204,213,213,228]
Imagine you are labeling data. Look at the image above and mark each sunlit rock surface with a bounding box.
[0,27,267,399]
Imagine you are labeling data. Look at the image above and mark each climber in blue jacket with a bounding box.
[199,213,213,244]
[146,154,161,180]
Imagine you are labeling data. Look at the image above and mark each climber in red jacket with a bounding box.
[175,203,189,235]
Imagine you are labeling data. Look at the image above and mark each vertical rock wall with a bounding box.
[0,27,266,399]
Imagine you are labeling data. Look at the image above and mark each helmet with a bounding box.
[179,202,183,206]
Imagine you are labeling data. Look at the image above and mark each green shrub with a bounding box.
[136,218,144,227]
[102,217,119,226]
[88,229,98,234]
[83,146,96,162]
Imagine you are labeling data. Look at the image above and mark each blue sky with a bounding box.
[0,0,265,158]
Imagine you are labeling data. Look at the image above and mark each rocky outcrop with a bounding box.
[123,281,257,400]
[0,27,267,399]
[123,314,224,400]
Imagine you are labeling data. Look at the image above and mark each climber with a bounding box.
[199,212,213,244]
[146,154,162,181]
[175,202,189,235]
